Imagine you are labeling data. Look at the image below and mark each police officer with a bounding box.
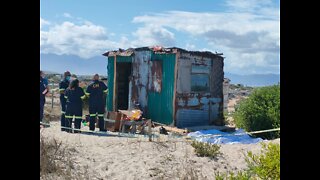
[40,71,49,123]
[59,71,71,131]
[64,79,85,133]
[86,74,108,132]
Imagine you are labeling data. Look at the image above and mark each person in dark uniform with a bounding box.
[40,71,49,123]
[59,71,71,131]
[64,79,85,133]
[86,74,108,132]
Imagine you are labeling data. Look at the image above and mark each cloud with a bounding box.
[131,0,279,74]
[40,18,127,59]
[203,30,278,54]
[225,0,274,12]
[63,13,72,18]
[185,43,196,50]
[41,0,280,74]
[40,18,50,29]
[131,25,175,47]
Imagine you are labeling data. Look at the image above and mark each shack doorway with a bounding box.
[116,62,132,110]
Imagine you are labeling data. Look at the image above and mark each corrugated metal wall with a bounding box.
[147,53,176,125]
[105,48,223,127]
[107,57,114,111]
[116,56,132,63]
[175,52,224,128]
[176,95,222,127]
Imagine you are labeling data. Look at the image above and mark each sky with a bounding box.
[40,0,280,76]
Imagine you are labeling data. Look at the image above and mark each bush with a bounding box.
[233,85,280,139]
[215,171,251,180]
[191,141,221,158]
[245,142,280,180]
[214,142,280,180]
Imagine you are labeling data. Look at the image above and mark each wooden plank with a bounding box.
[104,111,123,131]
[113,55,117,111]
[152,121,187,135]
[161,126,188,135]
[148,120,152,141]
[172,51,179,126]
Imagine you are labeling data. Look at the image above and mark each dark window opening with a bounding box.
[191,65,210,92]
[191,74,209,92]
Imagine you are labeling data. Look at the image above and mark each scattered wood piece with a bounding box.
[148,120,152,142]
[161,126,188,135]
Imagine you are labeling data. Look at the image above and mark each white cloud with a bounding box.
[185,43,196,50]
[63,13,72,18]
[40,18,50,29]
[131,0,279,74]
[40,0,280,74]
[40,18,128,59]
[131,25,175,47]
[225,0,274,12]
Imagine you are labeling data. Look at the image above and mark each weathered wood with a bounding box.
[148,120,152,141]
[104,111,123,131]
[113,55,117,111]
[131,121,136,134]
[162,126,188,135]
[152,121,187,135]
[172,51,179,126]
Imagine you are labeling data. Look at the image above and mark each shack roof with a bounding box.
[102,46,223,59]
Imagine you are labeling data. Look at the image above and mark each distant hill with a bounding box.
[42,70,60,75]
[225,73,280,87]
[40,53,108,75]
[40,53,279,87]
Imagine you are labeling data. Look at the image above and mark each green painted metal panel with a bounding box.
[116,56,132,63]
[147,53,176,125]
[107,57,114,111]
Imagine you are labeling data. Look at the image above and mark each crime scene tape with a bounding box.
[40,121,147,138]
[189,128,280,138]
[40,121,280,140]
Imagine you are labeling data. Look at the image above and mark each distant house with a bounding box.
[103,46,225,128]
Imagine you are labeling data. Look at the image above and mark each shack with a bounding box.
[102,46,225,128]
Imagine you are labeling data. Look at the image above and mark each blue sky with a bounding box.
[40,0,280,75]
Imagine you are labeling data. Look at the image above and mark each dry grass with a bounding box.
[40,133,70,179]
[40,133,89,180]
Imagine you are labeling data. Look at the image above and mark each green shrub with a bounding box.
[233,85,280,139]
[245,142,280,180]
[191,141,221,158]
[214,171,252,180]
[214,142,280,180]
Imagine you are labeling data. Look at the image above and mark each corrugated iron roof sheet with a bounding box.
[102,46,223,59]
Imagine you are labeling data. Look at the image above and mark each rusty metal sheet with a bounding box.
[105,47,224,127]
[148,60,162,92]
[131,50,151,112]
[147,53,176,125]
[176,56,191,93]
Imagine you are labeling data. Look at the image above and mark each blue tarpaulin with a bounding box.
[187,129,263,144]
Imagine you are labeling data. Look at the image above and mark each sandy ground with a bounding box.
[40,122,279,180]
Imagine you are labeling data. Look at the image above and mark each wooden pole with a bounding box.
[113,55,117,111]
[172,51,179,126]
[51,82,54,110]
[148,120,152,141]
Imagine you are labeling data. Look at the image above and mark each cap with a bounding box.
[64,71,71,77]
